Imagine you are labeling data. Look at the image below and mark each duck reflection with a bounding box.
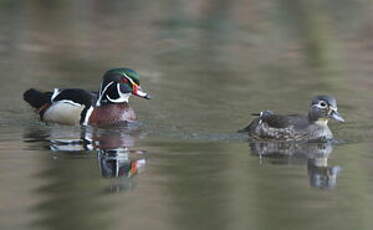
[249,142,341,189]
[96,146,146,193]
[25,125,147,192]
[52,127,146,176]
[97,148,146,178]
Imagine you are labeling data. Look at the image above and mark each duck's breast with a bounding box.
[88,104,136,126]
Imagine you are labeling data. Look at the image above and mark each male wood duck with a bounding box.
[23,68,150,126]
[239,96,344,142]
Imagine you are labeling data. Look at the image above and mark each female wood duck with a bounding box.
[23,68,150,126]
[239,96,344,142]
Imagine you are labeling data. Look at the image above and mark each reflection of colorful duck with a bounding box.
[249,142,341,189]
[46,127,147,180]
[97,148,146,178]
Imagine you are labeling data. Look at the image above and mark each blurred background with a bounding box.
[1,0,373,230]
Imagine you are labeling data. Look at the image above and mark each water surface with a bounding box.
[1,1,373,230]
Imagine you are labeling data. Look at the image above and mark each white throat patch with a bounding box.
[96,82,131,106]
[315,118,329,126]
[106,83,130,103]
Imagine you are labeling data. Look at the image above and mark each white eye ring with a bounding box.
[319,101,327,108]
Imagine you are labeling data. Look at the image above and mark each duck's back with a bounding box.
[261,114,310,129]
[24,88,96,126]
[241,113,316,141]
[46,89,96,125]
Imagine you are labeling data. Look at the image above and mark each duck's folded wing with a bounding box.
[263,114,308,129]
[262,114,294,128]
[51,88,94,108]
[238,112,288,133]
[239,112,305,133]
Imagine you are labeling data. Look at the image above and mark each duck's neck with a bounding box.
[97,100,129,108]
[308,112,329,126]
[96,93,130,107]
[314,118,329,126]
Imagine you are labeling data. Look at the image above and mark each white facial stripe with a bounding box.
[123,73,149,97]
[96,81,114,106]
[106,83,130,103]
[123,73,137,86]
[122,73,149,97]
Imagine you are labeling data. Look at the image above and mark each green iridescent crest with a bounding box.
[107,68,140,85]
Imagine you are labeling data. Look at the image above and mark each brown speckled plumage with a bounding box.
[239,96,344,142]
[245,115,332,142]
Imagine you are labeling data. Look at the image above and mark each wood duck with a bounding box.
[23,68,150,126]
[239,96,344,142]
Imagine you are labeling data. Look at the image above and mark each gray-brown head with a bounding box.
[309,95,344,123]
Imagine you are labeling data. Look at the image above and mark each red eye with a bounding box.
[120,78,129,84]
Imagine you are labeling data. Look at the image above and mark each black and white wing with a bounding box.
[51,88,95,108]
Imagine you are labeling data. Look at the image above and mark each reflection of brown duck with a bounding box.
[249,142,341,189]
[250,142,332,159]
[307,158,341,189]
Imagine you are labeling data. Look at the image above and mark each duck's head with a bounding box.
[309,95,344,124]
[96,68,150,106]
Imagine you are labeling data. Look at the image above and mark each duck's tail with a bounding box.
[238,110,274,133]
[23,88,52,109]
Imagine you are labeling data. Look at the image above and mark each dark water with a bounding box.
[1,1,373,230]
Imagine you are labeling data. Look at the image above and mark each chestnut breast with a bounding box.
[89,103,136,126]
